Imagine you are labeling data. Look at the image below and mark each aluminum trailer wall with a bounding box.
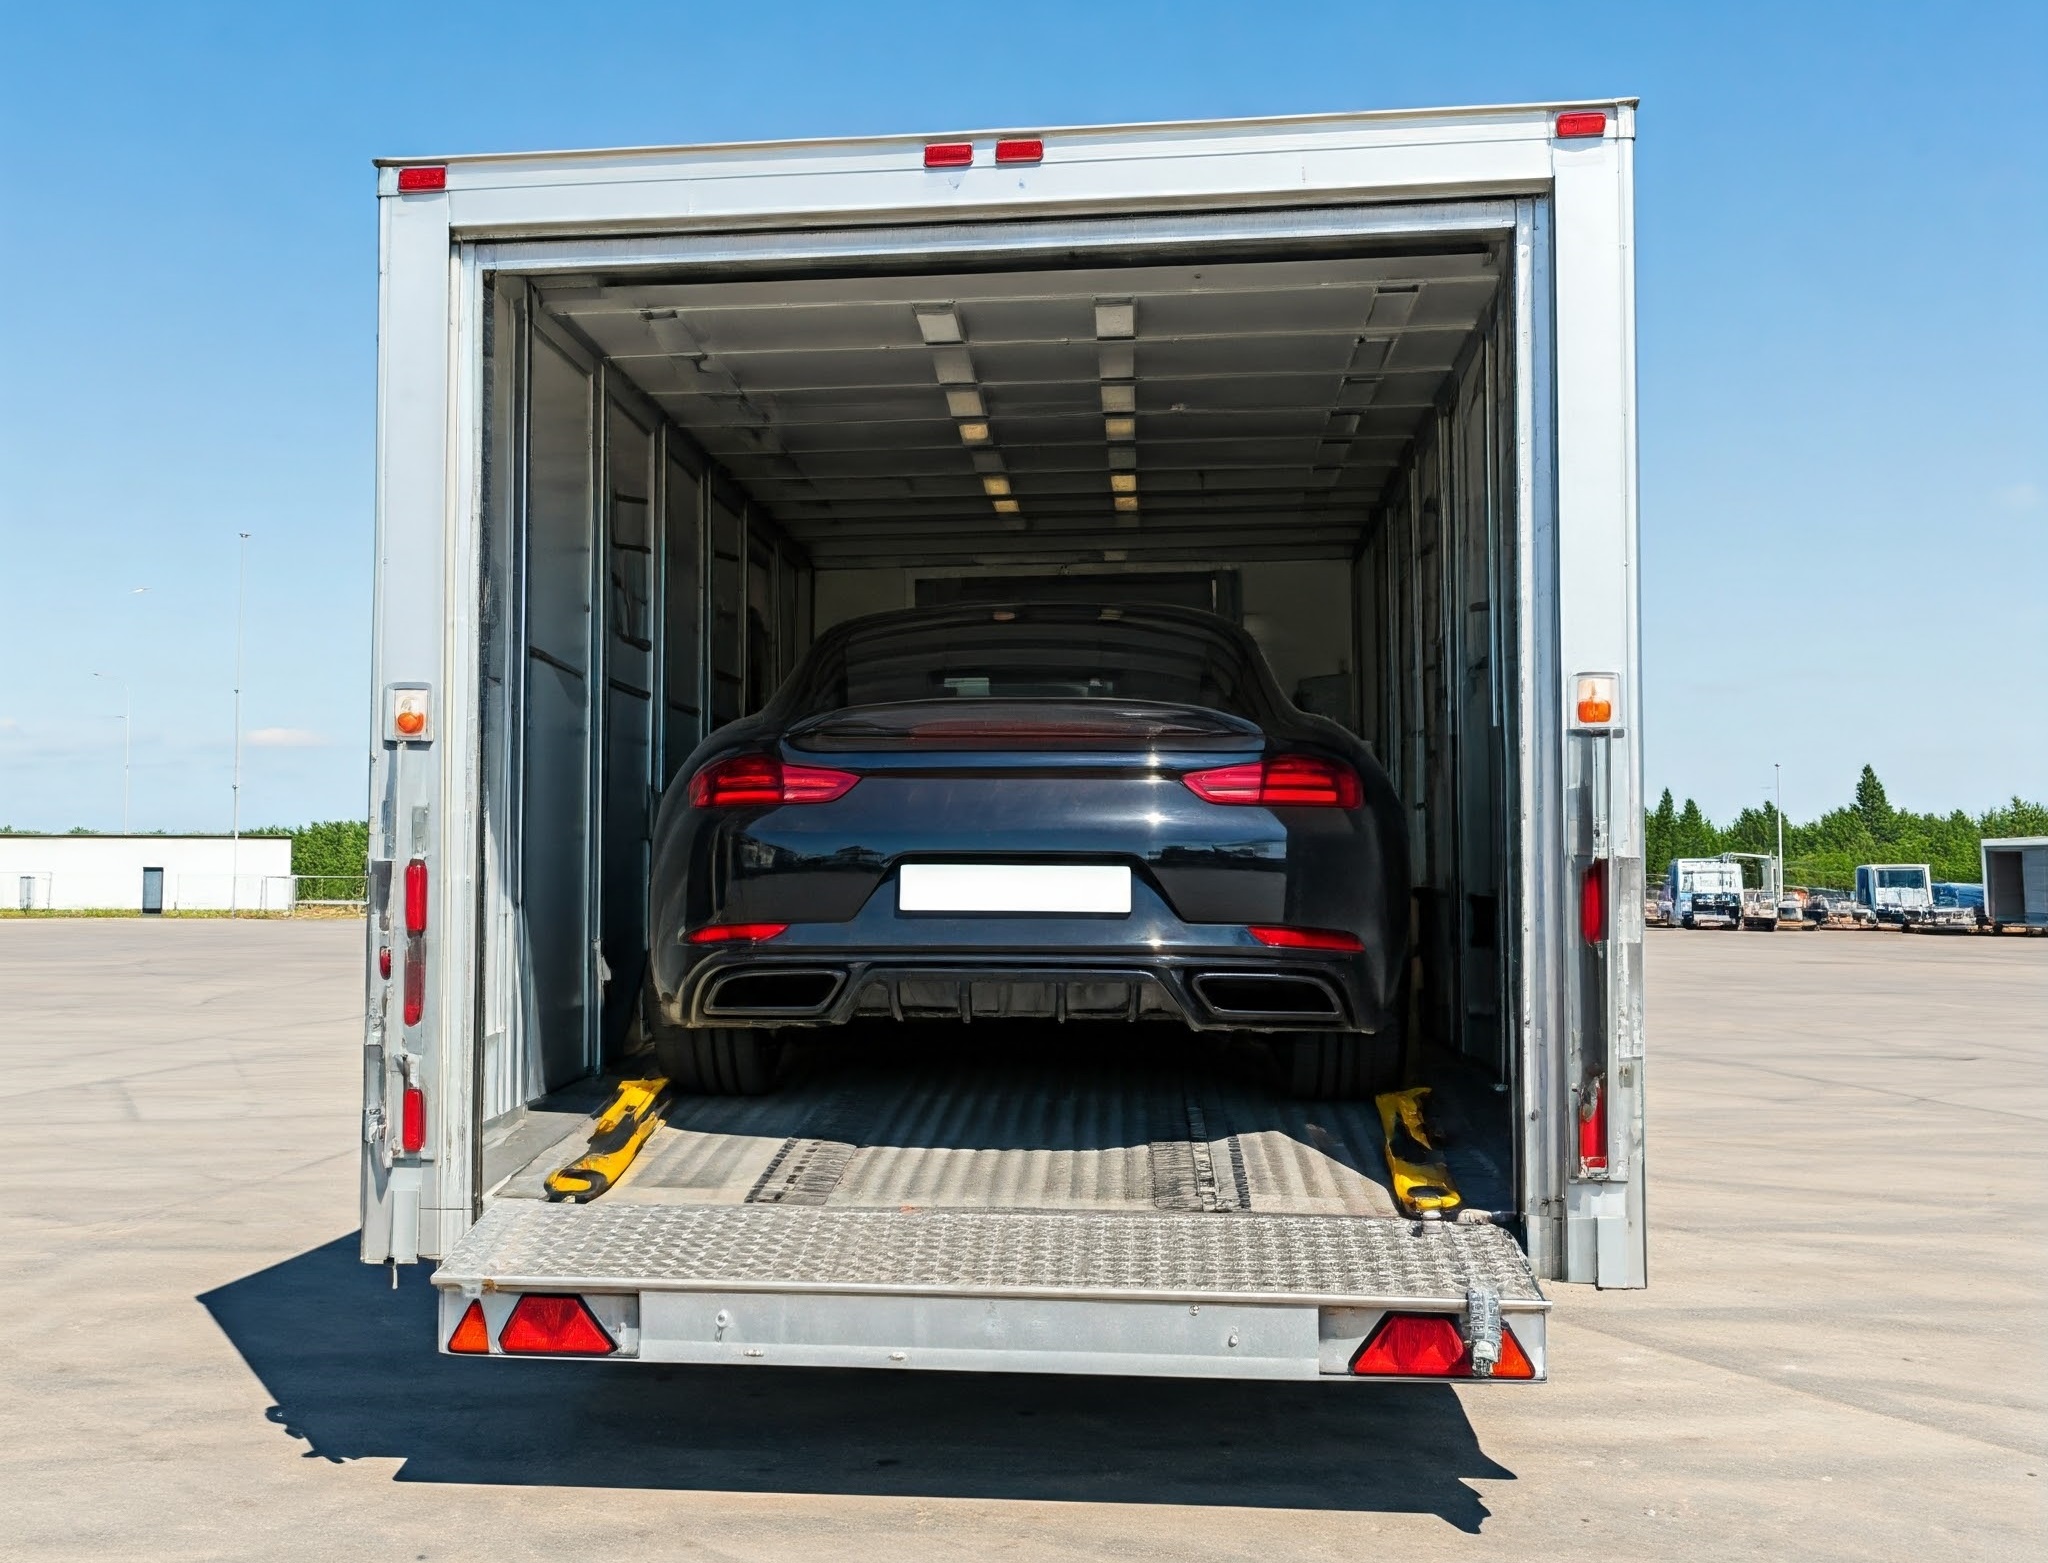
[361,103,1646,1297]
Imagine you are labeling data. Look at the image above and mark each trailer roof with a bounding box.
[374,99,1637,169]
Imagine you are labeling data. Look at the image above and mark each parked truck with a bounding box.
[1664,857,1743,929]
[362,100,1648,1384]
[1856,863,1973,931]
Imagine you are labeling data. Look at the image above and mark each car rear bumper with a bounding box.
[664,946,1394,1035]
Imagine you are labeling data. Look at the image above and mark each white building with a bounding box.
[0,836,294,912]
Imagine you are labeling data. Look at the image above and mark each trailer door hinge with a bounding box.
[363,1103,386,1144]
[1464,1284,1503,1378]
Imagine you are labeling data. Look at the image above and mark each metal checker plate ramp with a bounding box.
[435,1201,1545,1307]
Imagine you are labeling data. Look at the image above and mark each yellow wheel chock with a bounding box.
[543,1077,671,1203]
[1375,1086,1463,1218]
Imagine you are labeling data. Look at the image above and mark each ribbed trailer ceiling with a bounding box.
[543,249,1500,567]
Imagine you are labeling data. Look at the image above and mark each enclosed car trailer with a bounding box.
[362,101,1647,1381]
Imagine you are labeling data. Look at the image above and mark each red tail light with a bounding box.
[689,754,859,808]
[498,1294,616,1356]
[1555,112,1607,139]
[923,142,973,168]
[403,937,425,1025]
[1580,860,1608,942]
[686,922,789,945]
[400,1085,426,1153]
[447,1299,491,1353]
[1350,1313,1537,1379]
[1182,755,1362,809]
[404,858,427,935]
[1248,924,1364,952]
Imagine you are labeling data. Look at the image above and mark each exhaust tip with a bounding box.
[1193,972,1342,1020]
[704,969,844,1016]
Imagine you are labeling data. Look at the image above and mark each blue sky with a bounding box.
[1,0,2041,833]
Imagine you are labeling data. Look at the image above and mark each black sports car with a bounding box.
[645,603,1410,1097]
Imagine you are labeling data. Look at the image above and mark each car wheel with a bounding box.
[641,977,784,1094]
[1282,1029,1402,1100]
[653,1025,784,1095]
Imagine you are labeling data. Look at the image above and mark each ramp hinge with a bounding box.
[1465,1284,1503,1378]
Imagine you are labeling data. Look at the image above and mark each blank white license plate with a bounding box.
[898,863,1132,915]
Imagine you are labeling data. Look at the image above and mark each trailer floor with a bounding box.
[485,1028,1515,1220]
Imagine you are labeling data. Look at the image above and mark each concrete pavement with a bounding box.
[1,920,2040,1560]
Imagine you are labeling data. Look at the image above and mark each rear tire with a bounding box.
[1282,1029,1402,1100]
[653,1025,785,1095]
[641,979,784,1094]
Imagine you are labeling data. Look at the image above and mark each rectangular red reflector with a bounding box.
[1555,112,1607,139]
[1579,1073,1609,1174]
[404,858,427,935]
[396,166,447,192]
[1580,860,1608,943]
[403,937,425,1025]
[923,142,973,168]
[400,1085,425,1153]
[499,1294,616,1355]
[685,922,789,945]
[1248,924,1364,953]
[994,138,1043,164]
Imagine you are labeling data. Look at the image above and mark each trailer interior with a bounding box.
[469,231,1529,1233]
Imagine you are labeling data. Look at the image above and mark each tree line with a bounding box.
[1646,766,2047,889]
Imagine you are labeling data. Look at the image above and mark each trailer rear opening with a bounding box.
[362,104,1647,1379]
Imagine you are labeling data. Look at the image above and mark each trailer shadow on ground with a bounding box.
[200,1233,1514,1530]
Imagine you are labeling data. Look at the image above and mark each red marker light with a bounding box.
[498,1294,617,1356]
[378,946,392,979]
[1555,112,1607,140]
[1248,925,1365,953]
[994,138,1044,165]
[685,922,789,945]
[923,142,973,169]
[400,1085,426,1153]
[396,166,447,192]
[404,858,427,935]
[1349,1313,1538,1379]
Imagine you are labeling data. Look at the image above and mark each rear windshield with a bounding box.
[1877,868,1928,888]
[789,609,1268,720]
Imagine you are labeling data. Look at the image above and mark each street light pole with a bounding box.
[1775,762,1785,898]
[230,533,250,917]
[92,672,130,832]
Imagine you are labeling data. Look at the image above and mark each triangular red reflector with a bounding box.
[498,1294,616,1355]
[1492,1323,1537,1380]
[447,1299,491,1354]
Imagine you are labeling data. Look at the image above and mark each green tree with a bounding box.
[1854,765,1892,842]
[1646,788,1678,879]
